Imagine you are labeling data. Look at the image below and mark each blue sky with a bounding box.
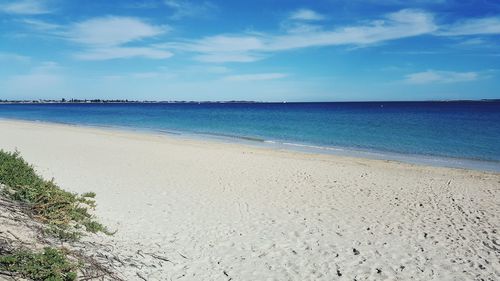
[0,0,499,101]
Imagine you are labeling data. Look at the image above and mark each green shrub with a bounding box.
[0,247,78,281]
[0,150,111,239]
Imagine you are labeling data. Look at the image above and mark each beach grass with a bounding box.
[0,150,110,240]
[0,149,114,279]
[0,247,78,281]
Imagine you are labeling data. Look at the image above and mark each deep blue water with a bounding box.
[1,102,499,169]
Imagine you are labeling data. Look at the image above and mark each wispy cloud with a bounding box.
[404,70,479,84]
[163,0,217,20]
[20,18,62,31]
[268,9,436,48]
[164,35,265,62]
[0,52,30,63]
[74,47,172,60]
[223,73,287,81]
[455,37,486,46]
[384,50,441,55]
[165,9,437,63]
[20,16,171,60]
[31,61,61,72]
[68,16,171,60]
[195,65,230,74]
[289,9,325,21]
[0,0,52,15]
[68,16,172,60]
[356,0,447,4]
[438,17,500,36]
[194,50,264,63]
[450,37,500,50]
[67,16,168,46]
[103,64,230,81]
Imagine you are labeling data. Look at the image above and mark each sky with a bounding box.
[0,0,499,102]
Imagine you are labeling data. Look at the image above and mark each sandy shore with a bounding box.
[0,119,499,281]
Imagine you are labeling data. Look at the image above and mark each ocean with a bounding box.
[0,102,499,171]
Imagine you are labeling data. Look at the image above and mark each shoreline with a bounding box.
[0,118,499,280]
[1,117,499,173]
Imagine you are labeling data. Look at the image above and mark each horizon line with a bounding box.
[1,99,499,104]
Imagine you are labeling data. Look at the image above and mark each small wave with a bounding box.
[156,129,182,135]
[267,141,345,152]
[192,131,266,142]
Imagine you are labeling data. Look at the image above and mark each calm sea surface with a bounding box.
[1,102,499,171]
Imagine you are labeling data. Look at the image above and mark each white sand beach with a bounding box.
[0,119,499,281]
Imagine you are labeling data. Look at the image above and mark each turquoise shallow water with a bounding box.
[0,102,499,171]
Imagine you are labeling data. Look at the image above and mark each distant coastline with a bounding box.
[0,99,499,104]
[0,99,260,104]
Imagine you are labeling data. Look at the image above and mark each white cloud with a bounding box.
[0,0,51,15]
[0,52,30,63]
[223,73,287,81]
[383,50,440,55]
[130,72,159,79]
[404,70,479,84]
[182,65,230,74]
[32,61,61,72]
[165,9,437,63]
[358,0,447,4]
[103,65,229,81]
[200,65,230,74]
[284,23,323,34]
[456,37,486,46]
[267,9,435,50]
[67,17,171,60]
[165,35,265,62]
[163,0,217,20]
[169,35,264,56]
[289,9,325,21]
[20,16,171,60]
[438,17,500,36]
[195,52,263,63]
[74,47,173,60]
[20,18,62,31]
[67,16,168,46]
[130,72,175,79]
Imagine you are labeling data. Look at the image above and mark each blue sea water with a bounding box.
[0,102,499,171]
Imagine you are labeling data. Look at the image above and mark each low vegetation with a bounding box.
[0,150,110,239]
[0,248,78,281]
[0,149,112,280]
